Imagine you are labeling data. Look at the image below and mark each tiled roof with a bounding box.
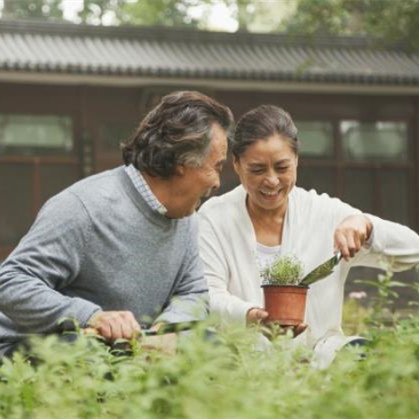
[1,19,419,84]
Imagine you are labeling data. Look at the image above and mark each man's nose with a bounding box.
[212,174,221,190]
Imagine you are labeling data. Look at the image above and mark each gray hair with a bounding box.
[121,91,234,177]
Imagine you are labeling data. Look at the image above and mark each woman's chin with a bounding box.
[255,193,285,210]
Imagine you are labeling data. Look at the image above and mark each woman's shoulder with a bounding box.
[292,185,342,207]
[291,186,360,220]
[199,184,246,216]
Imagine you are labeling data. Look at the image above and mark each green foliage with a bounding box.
[77,0,124,25]
[281,0,361,36]
[2,0,64,20]
[2,315,419,418]
[4,0,419,49]
[355,267,411,326]
[282,0,419,49]
[342,297,372,335]
[76,0,213,27]
[261,254,303,285]
[117,0,208,27]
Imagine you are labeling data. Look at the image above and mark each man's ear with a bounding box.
[174,164,186,176]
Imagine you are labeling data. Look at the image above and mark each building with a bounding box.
[1,18,419,297]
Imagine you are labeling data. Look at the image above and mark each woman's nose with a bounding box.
[264,173,280,186]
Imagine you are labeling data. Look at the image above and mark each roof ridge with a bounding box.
[0,18,407,51]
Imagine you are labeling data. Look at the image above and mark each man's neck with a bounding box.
[141,171,182,218]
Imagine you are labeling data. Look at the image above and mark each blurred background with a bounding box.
[1,0,419,305]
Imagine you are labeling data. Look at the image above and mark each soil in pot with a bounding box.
[262,285,308,326]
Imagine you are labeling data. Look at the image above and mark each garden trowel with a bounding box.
[300,252,342,286]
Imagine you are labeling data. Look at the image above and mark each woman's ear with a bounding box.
[232,155,240,175]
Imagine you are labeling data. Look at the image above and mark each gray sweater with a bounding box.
[0,166,208,354]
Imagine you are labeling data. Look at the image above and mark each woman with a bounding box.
[198,105,419,367]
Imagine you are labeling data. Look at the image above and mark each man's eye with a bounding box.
[276,166,289,172]
[250,169,264,174]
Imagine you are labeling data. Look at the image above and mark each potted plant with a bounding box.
[260,255,307,327]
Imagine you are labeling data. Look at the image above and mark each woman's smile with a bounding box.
[259,188,282,200]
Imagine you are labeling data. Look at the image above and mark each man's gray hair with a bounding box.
[122,91,234,178]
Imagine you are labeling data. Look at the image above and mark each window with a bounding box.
[297,121,334,158]
[0,114,73,155]
[296,118,411,226]
[0,114,78,258]
[296,121,336,196]
[341,121,408,162]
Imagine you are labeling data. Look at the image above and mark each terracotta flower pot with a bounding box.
[261,285,308,326]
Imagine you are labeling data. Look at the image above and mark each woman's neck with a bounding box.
[246,197,288,246]
[246,197,287,224]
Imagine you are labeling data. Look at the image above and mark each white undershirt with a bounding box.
[256,242,282,271]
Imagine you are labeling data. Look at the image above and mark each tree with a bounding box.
[118,0,207,27]
[281,0,419,49]
[2,0,64,20]
[280,0,362,36]
[76,0,215,27]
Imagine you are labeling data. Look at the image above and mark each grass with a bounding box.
[1,303,419,419]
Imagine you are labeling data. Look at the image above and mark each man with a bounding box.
[0,91,233,357]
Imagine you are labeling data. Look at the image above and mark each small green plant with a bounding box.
[261,255,303,285]
[355,259,409,326]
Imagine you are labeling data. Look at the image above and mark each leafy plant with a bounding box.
[1,311,419,418]
[355,259,411,326]
[261,255,303,286]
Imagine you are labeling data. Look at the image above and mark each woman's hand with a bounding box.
[334,214,373,261]
[246,307,269,324]
[247,308,307,337]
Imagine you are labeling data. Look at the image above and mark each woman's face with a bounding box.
[233,134,298,213]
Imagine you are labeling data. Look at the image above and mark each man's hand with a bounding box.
[87,310,141,341]
[334,214,373,261]
[246,307,269,324]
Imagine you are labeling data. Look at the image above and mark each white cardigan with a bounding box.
[198,185,419,365]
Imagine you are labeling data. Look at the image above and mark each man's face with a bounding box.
[175,123,228,217]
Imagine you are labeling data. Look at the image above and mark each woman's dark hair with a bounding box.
[232,105,298,158]
[121,91,234,177]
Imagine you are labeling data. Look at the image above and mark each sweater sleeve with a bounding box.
[0,191,101,333]
[317,193,419,271]
[198,211,255,324]
[154,216,209,324]
[351,214,419,271]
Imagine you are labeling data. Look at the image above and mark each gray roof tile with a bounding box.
[0,19,419,84]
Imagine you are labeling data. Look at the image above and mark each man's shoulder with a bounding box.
[39,166,126,219]
[69,166,124,194]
